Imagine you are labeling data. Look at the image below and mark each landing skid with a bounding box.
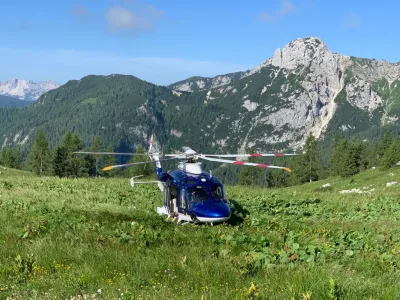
[156,207,230,224]
[157,206,192,223]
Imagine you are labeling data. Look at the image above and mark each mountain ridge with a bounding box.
[0,79,60,102]
[0,95,31,108]
[1,36,400,159]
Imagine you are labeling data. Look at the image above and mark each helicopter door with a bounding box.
[164,185,171,214]
[179,188,187,214]
[163,184,178,215]
[170,186,178,214]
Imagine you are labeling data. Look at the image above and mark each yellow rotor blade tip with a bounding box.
[103,166,113,171]
[284,167,292,173]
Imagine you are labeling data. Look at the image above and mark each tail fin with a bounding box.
[148,133,162,171]
[148,133,155,154]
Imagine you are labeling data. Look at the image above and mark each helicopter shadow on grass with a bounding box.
[226,199,250,226]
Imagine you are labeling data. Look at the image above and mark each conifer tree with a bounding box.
[125,145,153,178]
[341,141,361,177]
[91,136,103,176]
[60,131,73,152]
[377,131,393,160]
[328,132,343,176]
[268,156,289,188]
[290,133,321,183]
[57,131,91,177]
[52,146,68,177]
[104,145,117,177]
[14,147,22,169]
[380,137,400,169]
[238,147,266,187]
[29,129,51,175]
[0,147,16,168]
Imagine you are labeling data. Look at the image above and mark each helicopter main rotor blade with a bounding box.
[202,153,297,158]
[102,157,179,171]
[200,156,292,172]
[73,151,149,156]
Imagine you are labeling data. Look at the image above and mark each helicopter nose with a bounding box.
[193,201,231,218]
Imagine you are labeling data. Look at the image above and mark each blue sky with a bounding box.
[0,0,399,85]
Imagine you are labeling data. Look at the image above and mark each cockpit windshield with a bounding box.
[211,184,225,200]
[185,184,226,209]
[187,186,209,205]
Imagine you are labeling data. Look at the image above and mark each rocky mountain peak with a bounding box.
[268,37,332,70]
[0,79,60,101]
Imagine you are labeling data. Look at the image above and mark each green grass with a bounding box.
[1,168,400,299]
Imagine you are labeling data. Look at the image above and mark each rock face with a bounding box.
[0,79,60,101]
[167,37,400,152]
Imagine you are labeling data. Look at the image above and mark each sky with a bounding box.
[0,0,399,86]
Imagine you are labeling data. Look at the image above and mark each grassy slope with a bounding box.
[0,168,400,299]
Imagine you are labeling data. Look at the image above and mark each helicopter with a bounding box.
[75,134,297,224]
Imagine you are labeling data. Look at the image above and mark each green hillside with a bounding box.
[0,95,31,108]
[1,168,400,298]
[0,75,180,154]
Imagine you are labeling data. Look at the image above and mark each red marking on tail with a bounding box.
[250,153,262,157]
[256,164,269,168]
[274,153,285,156]
[233,161,245,165]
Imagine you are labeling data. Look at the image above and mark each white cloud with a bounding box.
[106,6,151,32]
[342,13,362,29]
[105,3,164,34]
[258,0,295,23]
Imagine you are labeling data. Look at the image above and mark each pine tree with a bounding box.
[57,131,90,177]
[341,141,361,177]
[0,147,15,168]
[380,138,400,169]
[53,146,68,177]
[125,145,153,178]
[91,136,103,176]
[104,145,117,177]
[238,147,266,187]
[328,132,343,176]
[377,131,393,160]
[14,148,22,169]
[290,133,321,184]
[70,133,83,153]
[268,156,289,188]
[60,131,73,152]
[29,129,51,175]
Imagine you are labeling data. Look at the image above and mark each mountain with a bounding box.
[0,95,31,108]
[1,37,400,157]
[168,37,400,150]
[169,72,246,93]
[0,79,60,102]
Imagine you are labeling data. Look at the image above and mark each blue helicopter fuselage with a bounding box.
[157,168,231,223]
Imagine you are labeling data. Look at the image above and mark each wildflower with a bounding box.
[97,289,102,294]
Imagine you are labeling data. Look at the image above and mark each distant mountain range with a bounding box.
[0,79,60,102]
[0,95,31,108]
[1,37,400,158]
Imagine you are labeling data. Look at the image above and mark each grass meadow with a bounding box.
[0,167,400,299]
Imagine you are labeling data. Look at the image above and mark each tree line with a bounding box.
[2,129,400,187]
[237,131,400,188]
[0,129,153,178]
